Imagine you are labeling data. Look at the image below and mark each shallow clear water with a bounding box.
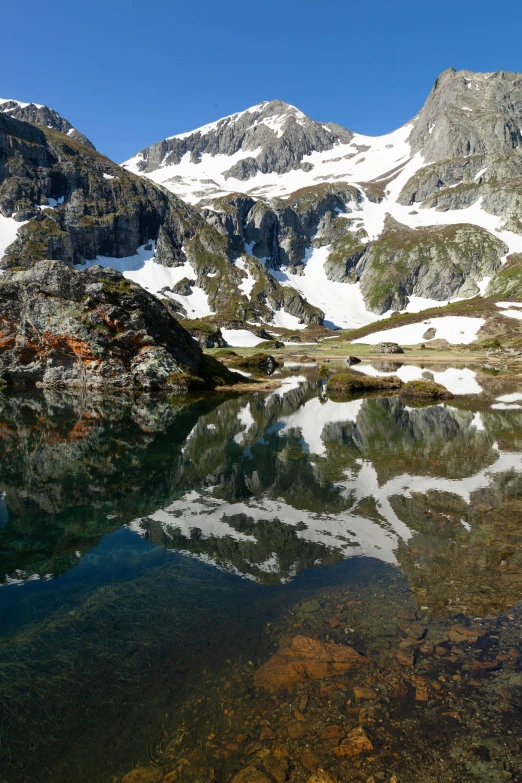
[1,366,522,782]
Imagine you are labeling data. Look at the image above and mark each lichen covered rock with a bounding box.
[0,260,238,391]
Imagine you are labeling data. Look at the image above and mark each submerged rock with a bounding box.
[253,635,368,693]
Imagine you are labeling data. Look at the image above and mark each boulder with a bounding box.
[0,260,238,392]
[371,342,404,355]
[253,635,369,693]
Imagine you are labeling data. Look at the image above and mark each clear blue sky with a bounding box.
[2,0,521,162]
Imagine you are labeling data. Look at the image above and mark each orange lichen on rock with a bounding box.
[253,636,369,693]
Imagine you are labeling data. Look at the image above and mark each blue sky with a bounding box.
[2,0,521,162]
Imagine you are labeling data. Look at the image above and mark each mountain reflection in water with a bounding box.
[2,370,522,782]
[1,375,522,616]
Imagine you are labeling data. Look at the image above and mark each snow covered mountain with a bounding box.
[122,69,522,332]
[0,98,95,149]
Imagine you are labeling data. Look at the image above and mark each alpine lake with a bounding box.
[2,359,522,783]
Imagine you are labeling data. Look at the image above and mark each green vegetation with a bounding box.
[3,215,69,268]
[486,254,522,299]
[167,355,244,391]
[326,373,403,394]
[318,364,331,378]
[399,380,454,401]
[212,349,238,358]
[101,278,136,297]
[231,353,279,371]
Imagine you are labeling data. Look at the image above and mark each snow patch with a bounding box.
[222,329,266,347]
[76,242,214,318]
[353,316,485,346]
[235,258,256,299]
[0,214,26,261]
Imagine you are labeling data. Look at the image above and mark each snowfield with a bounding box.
[353,316,486,346]
[221,329,265,347]
[76,243,215,319]
[0,214,26,265]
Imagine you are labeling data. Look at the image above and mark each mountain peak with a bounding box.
[124,101,353,180]
[0,99,95,149]
[409,67,522,159]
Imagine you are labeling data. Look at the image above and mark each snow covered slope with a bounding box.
[122,69,522,331]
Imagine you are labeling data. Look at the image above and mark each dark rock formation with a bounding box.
[0,112,194,270]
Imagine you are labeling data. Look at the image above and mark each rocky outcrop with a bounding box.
[486,253,522,298]
[0,112,197,270]
[326,373,403,395]
[399,379,454,401]
[0,260,238,390]
[202,183,364,273]
[0,98,95,148]
[356,217,508,313]
[129,101,353,179]
[0,114,323,329]
[408,68,522,162]
[178,318,227,348]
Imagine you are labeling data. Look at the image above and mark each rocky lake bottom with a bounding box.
[1,361,522,783]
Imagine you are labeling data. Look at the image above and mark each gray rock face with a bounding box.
[0,260,236,390]
[0,112,194,269]
[355,217,508,314]
[408,68,522,161]
[0,99,95,149]
[131,101,353,179]
[203,183,362,271]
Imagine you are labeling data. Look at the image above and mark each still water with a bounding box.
[1,364,522,783]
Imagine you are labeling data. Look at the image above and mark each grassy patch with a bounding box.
[399,380,454,401]
[326,373,403,394]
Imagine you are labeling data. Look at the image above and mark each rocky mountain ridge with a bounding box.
[1,70,522,343]
[0,111,321,334]
[122,68,522,329]
[0,98,95,149]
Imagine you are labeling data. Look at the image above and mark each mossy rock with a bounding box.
[0,377,6,390]
[256,340,285,350]
[487,254,522,299]
[326,373,403,394]
[212,349,238,358]
[399,380,454,401]
[232,353,280,373]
